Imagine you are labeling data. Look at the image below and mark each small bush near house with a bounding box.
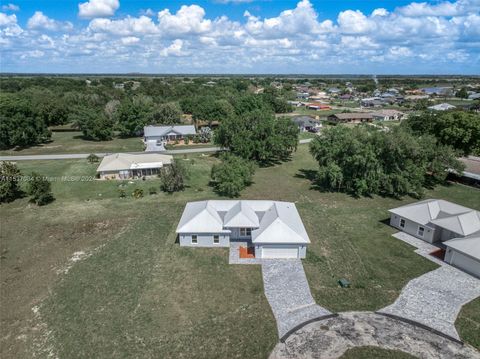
[26,172,54,205]
[87,154,99,163]
[148,187,157,195]
[0,161,23,203]
[118,189,126,198]
[159,159,189,193]
[132,188,144,199]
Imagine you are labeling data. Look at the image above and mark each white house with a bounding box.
[389,199,480,278]
[176,200,310,259]
[371,109,406,121]
[428,103,456,111]
[96,153,172,180]
[144,125,196,151]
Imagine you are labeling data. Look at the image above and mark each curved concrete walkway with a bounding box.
[262,260,332,339]
[378,265,480,341]
[270,311,480,359]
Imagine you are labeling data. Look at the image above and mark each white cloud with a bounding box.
[2,0,480,74]
[338,10,376,34]
[160,39,188,56]
[88,16,158,35]
[78,0,119,19]
[121,36,140,45]
[0,12,17,26]
[2,3,19,12]
[157,5,212,36]
[27,11,73,31]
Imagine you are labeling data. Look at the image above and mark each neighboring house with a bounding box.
[371,109,406,121]
[176,200,310,259]
[458,156,480,185]
[306,103,331,111]
[96,153,173,180]
[468,93,480,100]
[328,113,373,123]
[144,125,197,151]
[361,97,383,107]
[428,103,456,111]
[389,199,480,277]
[291,116,321,132]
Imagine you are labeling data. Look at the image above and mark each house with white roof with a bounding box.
[96,153,172,180]
[144,125,197,151]
[176,200,310,259]
[428,103,456,111]
[389,199,480,277]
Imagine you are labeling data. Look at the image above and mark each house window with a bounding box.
[418,226,425,237]
[213,235,219,244]
[191,235,197,244]
[399,219,406,228]
[240,228,252,237]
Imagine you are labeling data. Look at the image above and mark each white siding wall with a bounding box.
[445,249,480,278]
[179,233,230,247]
[390,214,436,243]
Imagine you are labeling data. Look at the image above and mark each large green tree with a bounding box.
[71,107,113,141]
[403,111,480,156]
[159,159,189,193]
[214,110,298,163]
[210,153,255,197]
[309,126,463,198]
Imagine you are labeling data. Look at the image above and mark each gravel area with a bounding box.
[270,311,480,359]
[392,232,445,266]
[262,260,332,339]
[379,265,480,340]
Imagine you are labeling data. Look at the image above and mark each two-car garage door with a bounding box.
[261,246,299,259]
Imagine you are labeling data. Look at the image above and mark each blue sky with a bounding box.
[1,0,479,74]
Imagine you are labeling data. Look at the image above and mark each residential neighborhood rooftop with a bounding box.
[176,200,310,244]
[144,125,196,137]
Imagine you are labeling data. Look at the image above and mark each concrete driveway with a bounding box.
[378,265,480,340]
[262,260,332,339]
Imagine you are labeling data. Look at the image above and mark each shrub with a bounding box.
[87,154,99,163]
[0,161,22,203]
[159,159,189,193]
[148,187,157,195]
[132,188,144,199]
[26,172,54,205]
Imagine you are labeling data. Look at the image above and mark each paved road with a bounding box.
[0,139,314,161]
[262,260,332,339]
[270,311,480,359]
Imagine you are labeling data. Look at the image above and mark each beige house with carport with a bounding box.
[96,153,173,180]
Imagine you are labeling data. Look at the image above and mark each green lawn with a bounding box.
[0,131,144,156]
[340,346,417,359]
[1,145,479,358]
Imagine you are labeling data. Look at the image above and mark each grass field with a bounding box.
[340,346,417,359]
[1,145,479,358]
[0,131,144,156]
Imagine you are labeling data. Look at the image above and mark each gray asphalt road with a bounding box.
[0,139,313,161]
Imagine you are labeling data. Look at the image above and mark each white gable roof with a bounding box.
[176,200,310,244]
[445,235,480,261]
[223,201,259,228]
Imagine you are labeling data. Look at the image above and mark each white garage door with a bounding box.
[262,246,299,259]
[451,252,480,278]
